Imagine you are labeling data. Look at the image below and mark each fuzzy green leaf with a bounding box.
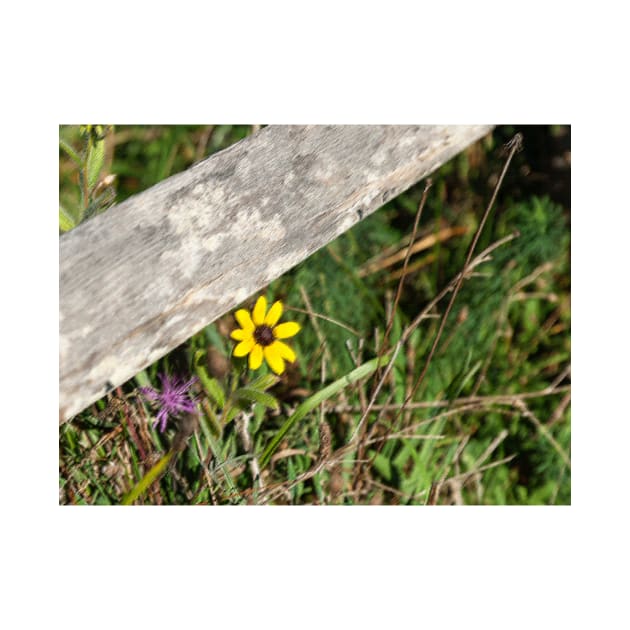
[59,204,77,232]
[204,376,226,408]
[59,137,83,167]
[234,387,279,411]
[248,373,280,391]
[225,407,240,424]
[86,133,105,191]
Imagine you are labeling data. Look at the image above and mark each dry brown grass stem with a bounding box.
[430,434,473,504]
[396,133,523,426]
[332,383,571,413]
[270,448,314,465]
[358,225,467,277]
[306,230,518,503]
[387,253,437,281]
[447,454,517,486]
[367,478,429,503]
[299,284,354,426]
[284,305,361,337]
[550,364,571,390]
[363,404,484,445]
[193,431,218,504]
[235,408,266,499]
[548,391,571,426]
[341,136,523,501]
[348,231,519,447]
[381,181,432,364]
[364,433,445,447]
[513,399,571,468]
[195,125,215,162]
[256,451,360,503]
[473,260,560,395]
[473,429,510,469]
[300,285,334,373]
[510,261,555,295]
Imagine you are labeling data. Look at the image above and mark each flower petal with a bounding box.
[271,340,296,363]
[273,321,301,339]
[230,328,251,341]
[140,386,159,401]
[233,337,255,357]
[264,344,286,375]
[252,296,267,326]
[235,309,255,332]
[156,409,168,433]
[249,344,264,370]
[265,300,283,327]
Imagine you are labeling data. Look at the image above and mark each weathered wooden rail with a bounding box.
[59,125,493,422]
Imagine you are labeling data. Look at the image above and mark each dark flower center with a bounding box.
[254,325,275,346]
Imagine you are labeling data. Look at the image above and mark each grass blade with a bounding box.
[259,354,390,469]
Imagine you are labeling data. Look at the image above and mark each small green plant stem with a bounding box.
[259,354,391,469]
[121,451,174,505]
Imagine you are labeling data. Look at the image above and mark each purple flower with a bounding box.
[140,373,198,433]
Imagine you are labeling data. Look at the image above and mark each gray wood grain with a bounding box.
[60,124,493,422]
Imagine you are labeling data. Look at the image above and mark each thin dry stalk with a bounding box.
[347,339,369,415]
[299,285,335,375]
[341,133,522,501]
[398,133,523,426]
[331,386,570,429]
[383,179,432,347]
[550,364,571,390]
[235,409,266,500]
[444,454,516,487]
[387,252,437,281]
[473,256,557,396]
[366,182,431,446]
[194,431,218,505]
[513,399,571,468]
[548,390,571,426]
[430,434,472,505]
[348,232,519,446]
[367,478,429,503]
[270,448,314,465]
[358,225,466,277]
[195,125,215,162]
[363,403,482,444]
[472,429,509,469]
[299,284,355,430]
[285,305,361,337]
[169,467,194,501]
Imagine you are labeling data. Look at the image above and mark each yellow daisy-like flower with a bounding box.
[230,296,301,375]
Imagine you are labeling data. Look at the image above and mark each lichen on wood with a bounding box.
[59,125,493,421]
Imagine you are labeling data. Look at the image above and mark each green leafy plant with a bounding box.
[59,125,571,506]
[59,125,116,232]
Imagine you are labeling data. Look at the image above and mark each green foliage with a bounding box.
[59,125,253,232]
[286,210,401,374]
[59,125,116,232]
[59,125,571,506]
[259,353,392,469]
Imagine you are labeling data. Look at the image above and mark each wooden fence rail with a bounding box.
[59,124,493,422]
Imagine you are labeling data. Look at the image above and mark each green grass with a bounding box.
[59,124,571,505]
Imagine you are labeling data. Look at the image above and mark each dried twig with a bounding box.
[331,384,571,413]
[399,133,524,424]
[513,399,571,468]
[358,224,466,277]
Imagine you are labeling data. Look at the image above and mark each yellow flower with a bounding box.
[230,296,301,375]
